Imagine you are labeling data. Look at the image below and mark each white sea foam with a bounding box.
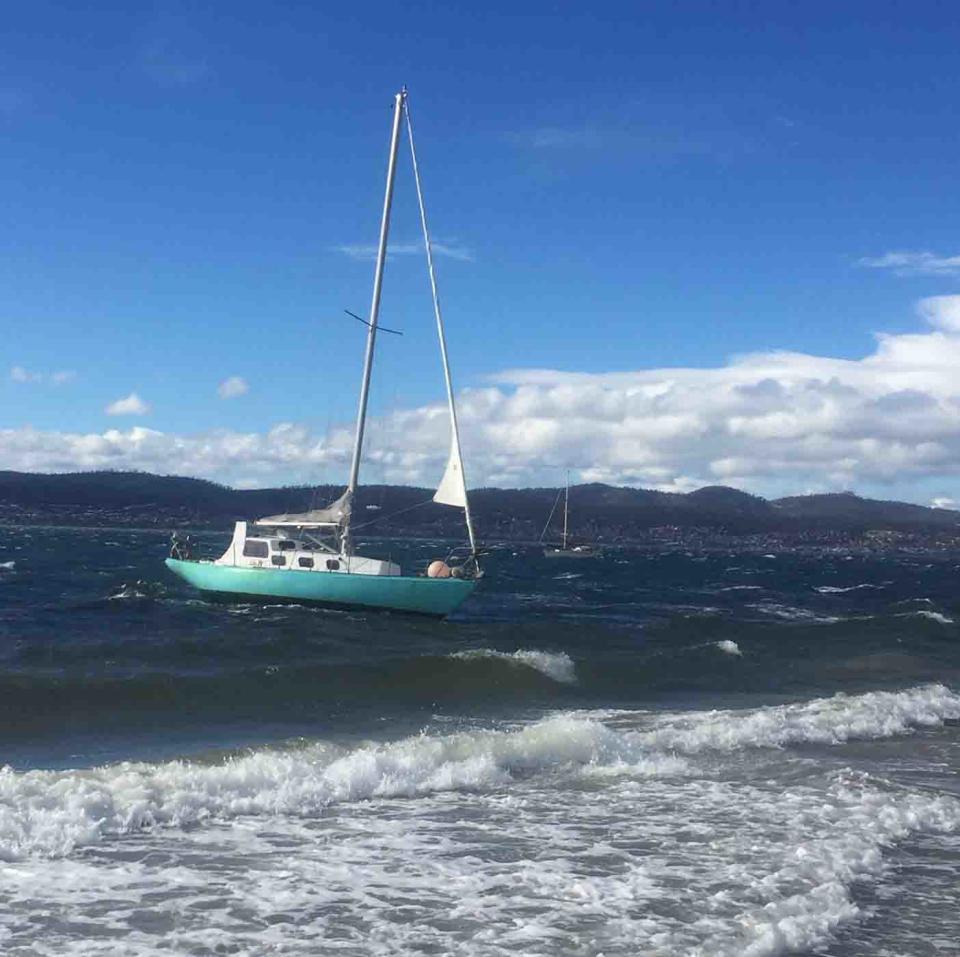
[0,560,14,570]
[716,639,742,656]
[748,602,840,623]
[108,582,154,600]
[4,684,957,868]
[4,687,960,953]
[718,584,763,592]
[0,714,681,861]
[815,583,884,594]
[723,781,960,956]
[450,648,577,684]
[638,683,960,755]
[8,767,953,956]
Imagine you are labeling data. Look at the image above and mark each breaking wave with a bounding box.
[639,683,960,754]
[906,610,955,625]
[3,683,958,863]
[449,648,576,684]
[0,715,677,861]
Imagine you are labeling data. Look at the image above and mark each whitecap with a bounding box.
[638,683,960,755]
[716,640,742,656]
[815,583,884,594]
[907,610,955,625]
[748,603,840,624]
[0,560,14,570]
[108,581,164,601]
[450,648,577,684]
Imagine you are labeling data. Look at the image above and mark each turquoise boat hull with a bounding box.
[165,558,476,617]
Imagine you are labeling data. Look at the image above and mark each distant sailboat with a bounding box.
[166,88,481,617]
[541,473,601,559]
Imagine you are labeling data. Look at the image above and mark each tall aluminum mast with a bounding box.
[343,88,405,557]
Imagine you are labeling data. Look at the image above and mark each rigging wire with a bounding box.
[403,94,478,559]
[347,495,436,532]
[538,488,565,544]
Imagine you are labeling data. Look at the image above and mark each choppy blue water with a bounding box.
[1,526,960,955]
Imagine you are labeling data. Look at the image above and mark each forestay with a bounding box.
[404,96,477,554]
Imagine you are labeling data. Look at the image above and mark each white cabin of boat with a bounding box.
[211,521,401,577]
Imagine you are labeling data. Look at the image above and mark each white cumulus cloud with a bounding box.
[5,295,960,501]
[217,376,249,399]
[105,393,150,416]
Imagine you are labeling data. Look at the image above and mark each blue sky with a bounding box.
[4,1,960,501]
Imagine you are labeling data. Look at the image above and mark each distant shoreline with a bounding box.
[4,516,960,558]
[2,470,960,552]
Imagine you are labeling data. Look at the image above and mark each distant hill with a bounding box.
[771,491,959,528]
[1,470,959,545]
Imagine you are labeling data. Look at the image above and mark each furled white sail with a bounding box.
[257,489,352,527]
[434,439,467,508]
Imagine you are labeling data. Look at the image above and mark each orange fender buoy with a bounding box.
[427,560,452,578]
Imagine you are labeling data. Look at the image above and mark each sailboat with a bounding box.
[541,473,601,559]
[165,88,481,617]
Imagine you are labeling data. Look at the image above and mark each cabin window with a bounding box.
[243,540,269,558]
[276,540,296,551]
[271,555,286,567]
[326,559,340,571]
[298,557,314,568]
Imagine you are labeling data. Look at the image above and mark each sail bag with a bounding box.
[257,489,353,527]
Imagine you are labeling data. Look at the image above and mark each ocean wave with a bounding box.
[4,685,958,862]
[716,640,742,656]
[0,649,580,719]
[903,610,955,625]
[0,560,14,570]
[748,603,840,624]
[638,683,960,755]
[449,649,576,684]
[0,716,682,861]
